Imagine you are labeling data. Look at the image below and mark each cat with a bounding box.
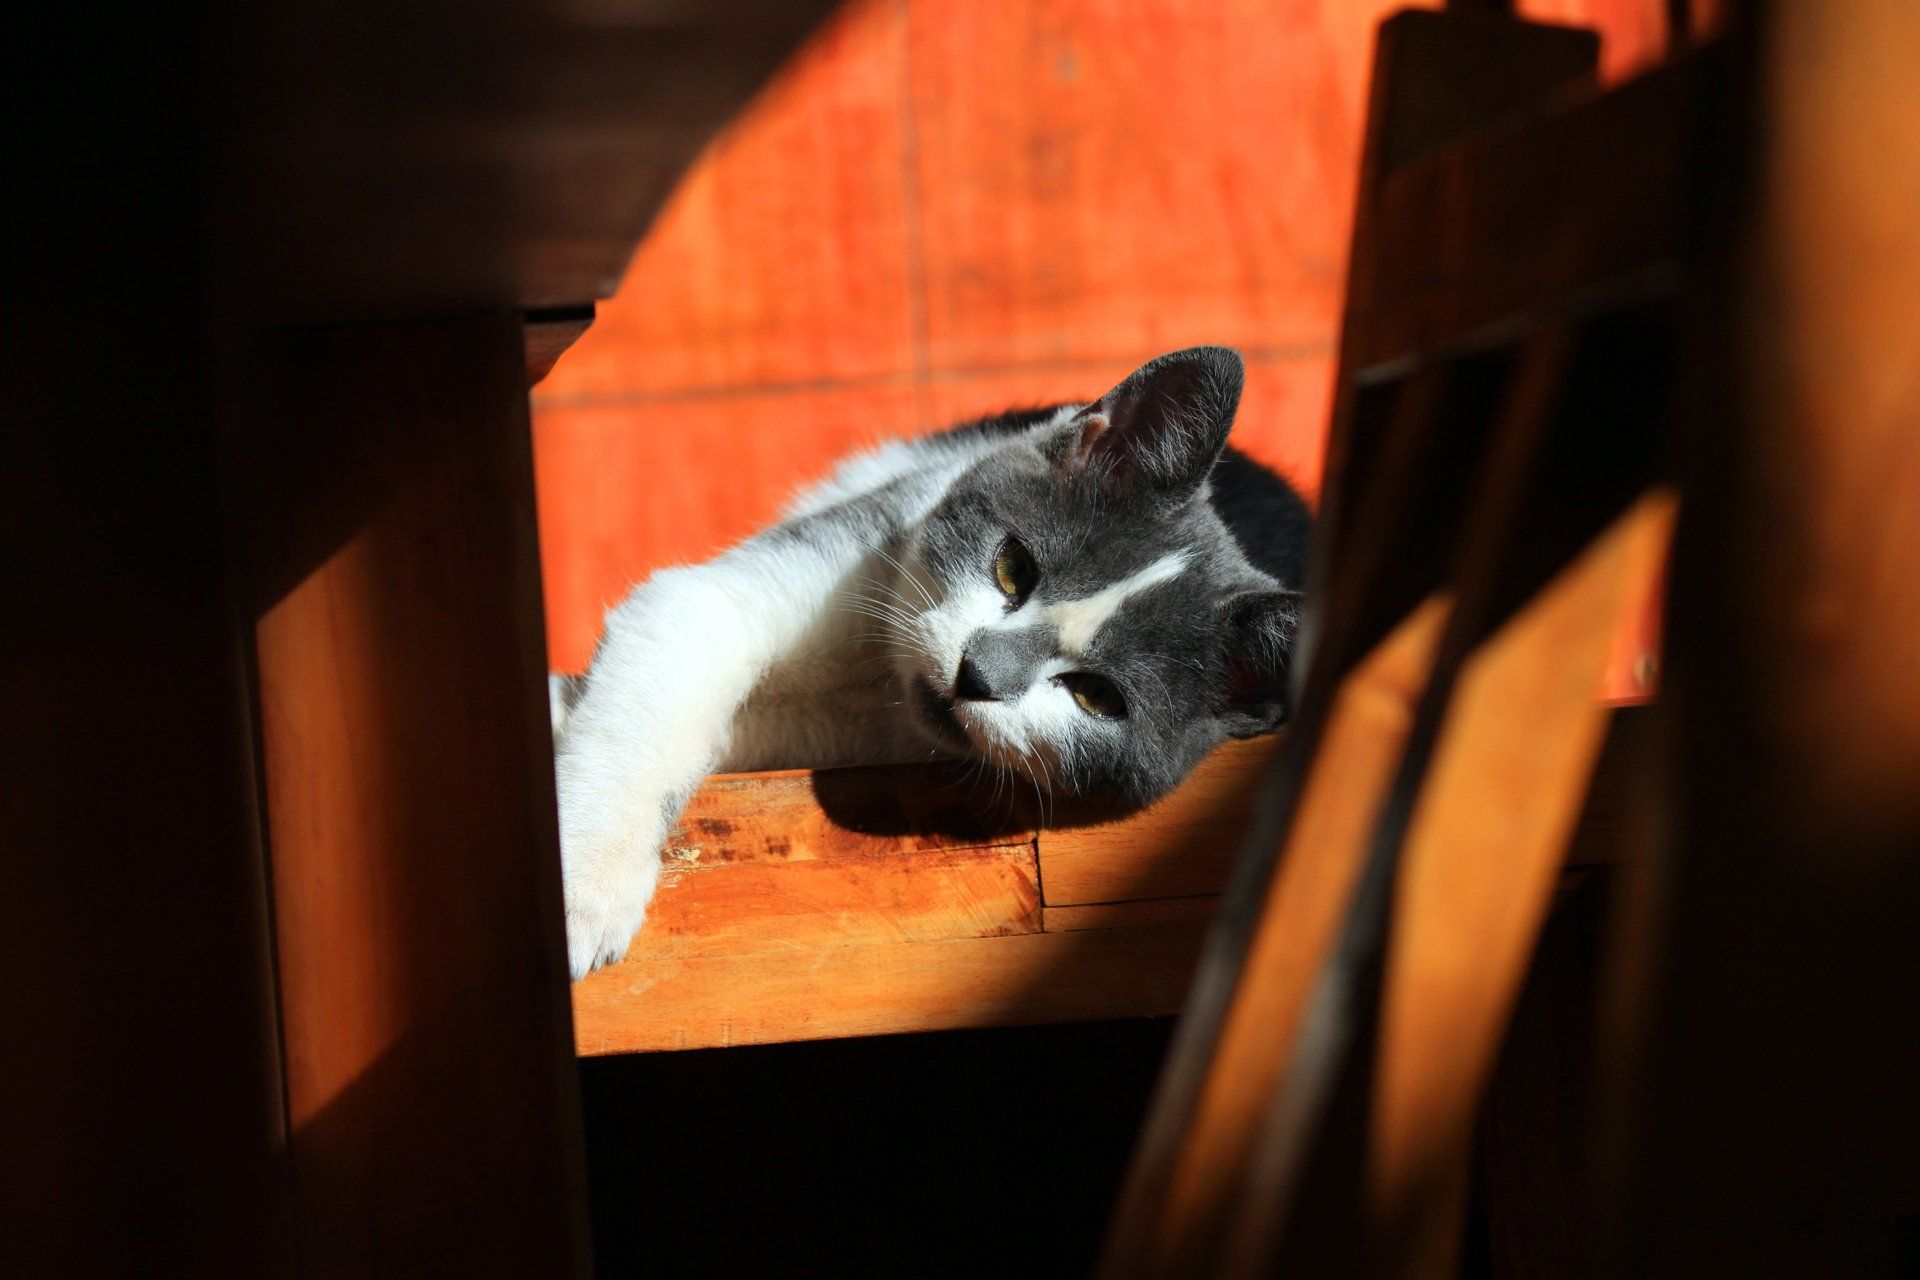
[553,346,1313,979]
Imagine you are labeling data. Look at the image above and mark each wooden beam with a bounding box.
[574,922,1210,1054]
[524,304,596,386]
[250,315,589,1276]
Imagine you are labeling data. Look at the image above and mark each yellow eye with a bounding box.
[1061,673,1127,719]
[993,537,1038,603]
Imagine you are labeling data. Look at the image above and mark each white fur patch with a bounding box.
[1044,553,1189,656]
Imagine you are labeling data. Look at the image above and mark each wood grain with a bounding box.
[1041,736,1284,908]
[1327,492,1674,1275]
[1043,898,1224,934]
[668,757,1034,865]
[250,317,589,1276]
[574,921,1208,1054]
[630,843,1041,960]
[904,0,1402,372]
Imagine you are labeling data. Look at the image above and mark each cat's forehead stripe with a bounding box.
[1044,552,1190,657]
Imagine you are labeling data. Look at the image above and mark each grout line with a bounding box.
[530,342,1337,411]
[894,0,935,433]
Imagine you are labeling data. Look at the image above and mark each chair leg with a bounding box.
[247,315,590,1277]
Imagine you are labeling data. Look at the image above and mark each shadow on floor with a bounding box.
[580,1017,1175,1278]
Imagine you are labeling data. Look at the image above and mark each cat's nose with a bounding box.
[952,656,998,702]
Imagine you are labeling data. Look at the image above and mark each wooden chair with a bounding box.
[1101,3,1920,1276]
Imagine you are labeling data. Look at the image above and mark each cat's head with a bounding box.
[889,346,1303,806]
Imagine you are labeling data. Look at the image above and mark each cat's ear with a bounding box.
[1050,346,1244,493]
[1215,589,1301,738]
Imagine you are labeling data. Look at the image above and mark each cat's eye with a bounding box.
[1059,672,1127,719]
[992,537,1038,604]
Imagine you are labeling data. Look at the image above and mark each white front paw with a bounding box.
[563,864,656,981]
[559,802,666,981]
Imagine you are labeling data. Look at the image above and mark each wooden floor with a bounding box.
[572,736,1277,1053]
[574,713,1639,1054]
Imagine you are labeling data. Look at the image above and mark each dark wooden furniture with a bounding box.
[1101,4,1920,1277]
[9,2,831,1275]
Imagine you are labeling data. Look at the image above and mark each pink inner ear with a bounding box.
[1068,410,1113,468]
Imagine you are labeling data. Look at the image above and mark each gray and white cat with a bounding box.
[553,346,1312,978]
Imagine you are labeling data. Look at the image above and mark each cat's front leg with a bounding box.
[555,539,851,978]
[554,565,765,978]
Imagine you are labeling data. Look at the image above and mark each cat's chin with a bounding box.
[909,674,976,753]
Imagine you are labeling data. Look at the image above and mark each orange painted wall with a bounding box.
[533,0,1679,676]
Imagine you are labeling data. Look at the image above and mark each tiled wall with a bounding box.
[533,0,1676,674]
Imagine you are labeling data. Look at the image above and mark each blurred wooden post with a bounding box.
[12,0,835,1269]
[3,18,288,1273]
[1605,2,1920,1273]
[247,315,590,1277]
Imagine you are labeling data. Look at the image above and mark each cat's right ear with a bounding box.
[1214,589,1301,738]
[1048,346,1244,494]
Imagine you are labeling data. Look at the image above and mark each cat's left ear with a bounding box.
[1051,346,1244,493]
[1215,589,1302,738]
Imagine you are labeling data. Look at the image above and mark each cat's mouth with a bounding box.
[911,674,973,750]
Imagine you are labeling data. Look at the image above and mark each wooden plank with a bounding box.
[1044,898,1223,934]
[1207,295,1666,1272]
[1040,736,1283,907]
[250,316,589,1276]
[573,922,1208,1055]
[572,695,1642,1052]
[667,757,1035,865]
[629,842,1040,960]
[208,0,839,320]
[1317,8,1598,576]
[1242,492,1676,1276]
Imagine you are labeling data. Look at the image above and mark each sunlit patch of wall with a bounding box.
[533,0,1681,686]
